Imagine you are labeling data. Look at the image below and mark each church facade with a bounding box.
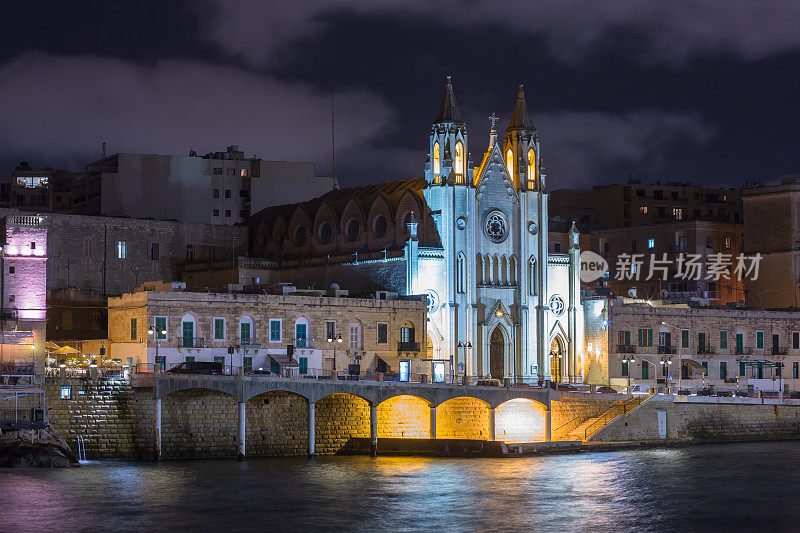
[245,79,584,384]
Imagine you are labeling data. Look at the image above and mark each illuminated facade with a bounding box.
[417,79,583,383]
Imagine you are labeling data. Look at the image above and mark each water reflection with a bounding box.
[1,442,800,532]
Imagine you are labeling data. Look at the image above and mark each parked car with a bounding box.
[166,362,224,375]
[251,368,272,375]
[595,386,618,394]
[557,383,579,391]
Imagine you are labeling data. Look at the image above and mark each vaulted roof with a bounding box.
[434,77,464,124]
[506,84,535,131]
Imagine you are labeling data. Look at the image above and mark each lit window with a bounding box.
[640,206,648,214]
[227,168,235,176]
[455,142,464,183]
[725,236,731,249]
[506,149,514,183]
[433,142,440,176]
[673,208,683,220]
[60,386,71,400]
[647,238,655,249]
[117,241,127,259]
[527,149,536,189]
[213,167,222,175]
[16,176,48,188]
[240,168,248,177]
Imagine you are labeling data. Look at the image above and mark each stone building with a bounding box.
[229,79,584,384]
[591,220,745,305]
[550,179,742,231]
[599,298,800,394]
[107,282,428,377]
[0,215,48,370]
[742,178,800,308]
[73,145,336,225]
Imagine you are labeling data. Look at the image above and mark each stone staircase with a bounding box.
[564,395,652,442]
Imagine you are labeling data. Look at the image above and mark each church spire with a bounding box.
[507,84,535,131]
[434,76,464,124]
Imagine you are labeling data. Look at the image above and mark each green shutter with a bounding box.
[130,317,137,340]
[155,316,167,340]
[624,331,630,345]
[243,357,253,372]
[756,331,764,350]
[642,362,649,379]
[215,319,224,340]
[739,361,746,376]
[270,320,280,342]
[299,357,308,375]
[648,329,653,347]
[622,361,629,376]
[720,331,727,349]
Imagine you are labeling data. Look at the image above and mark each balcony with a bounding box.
[239,337,261,348]
[617,344,637,354]
[397,341,420,352]
[735,346,753,355]
[658,345,677,354]
[769,346,788,356]
[180,337,205,348]
[697,346,715,355]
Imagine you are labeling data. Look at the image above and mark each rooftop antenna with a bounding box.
[102,142,106,158]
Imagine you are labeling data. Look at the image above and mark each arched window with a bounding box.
[485,254,491,285]
[239,316,254,343]
[506,149,514,183]
[433,142,441,177]
[456,253,466,294]
[454,142,464,183]
[500,255,508,285]
[318,222,332,245]
[492,255,499,285]
[346,219,359,242]
[528,256,537,295]
[373,215,387,238]
[527,149,536,189]
[509,255,517,285]
[295,317,309,348]
[476,254,483,285]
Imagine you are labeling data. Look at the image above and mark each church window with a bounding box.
[433,142,441,176]
[509,255,517,285]
[346,219,360,242]
[484,254,491,285]
[506,149,514,183]
[527,149,536,189]
[528,256,537,295]
[319,222,332,245]
[500,256,508,285]
[492,255,499,285]
[294,227,306,247]
[484,211,508,243]
[373,216,387,238]
[456,253,466,294]
[476,255,483,284]
[454,142,464,183]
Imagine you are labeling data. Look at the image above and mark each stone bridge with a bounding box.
[134,373,588,459]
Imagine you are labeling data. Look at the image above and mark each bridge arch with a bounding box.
[314,393,371,454]
[377,394,431,438]
[246,390,311,456]
[495,397,548,443]
[436,396,491,440]
[160,387,238,458]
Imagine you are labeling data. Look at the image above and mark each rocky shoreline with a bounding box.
[0,426,80,468]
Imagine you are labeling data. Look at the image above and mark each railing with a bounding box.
[658,345,677,354]
[552,414,584,440]
[180,337,205,348]
[735,346,752,355]
[769,347,788,355]
[238,338,261,348]
[584,394,651,441]
[397,341,420,352]
[617,344,636,354]
[697,346,715,355]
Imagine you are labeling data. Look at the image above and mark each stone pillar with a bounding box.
[308,401,316,457]
[370,405,378,456]
[545,406,552,442]
[489,407,496,441]
[430,406,437,439]
[154,397,162,461]
[237,401,246,461]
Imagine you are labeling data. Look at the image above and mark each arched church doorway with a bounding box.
[490,327,505,379]
[550,337,564,383]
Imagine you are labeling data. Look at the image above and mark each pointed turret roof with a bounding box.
[434,76,464,124]
[507,84,535,131]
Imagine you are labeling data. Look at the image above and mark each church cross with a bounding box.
[488,112,499,131]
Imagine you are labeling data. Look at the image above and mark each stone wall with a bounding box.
[314,393,370,455]
[551,397,620,431]
[437,397,490,440]
[592,396,800,443]
[46,378,153,459]
[377,395,430,438]
[246,391,309,457]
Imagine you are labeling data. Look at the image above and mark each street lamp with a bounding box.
[148,323,167,372]
[621,355,635,392]
[456,341,472,384]
[327,334,342,378]
[662,321,682,394]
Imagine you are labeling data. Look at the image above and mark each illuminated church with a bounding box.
[247,78,584,383]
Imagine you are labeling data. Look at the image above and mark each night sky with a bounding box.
[3,1,800,190]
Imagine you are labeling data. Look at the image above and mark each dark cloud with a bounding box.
[196,0,800,66]
[0,53,394,174]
